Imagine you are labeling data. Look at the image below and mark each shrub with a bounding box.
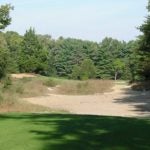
[80,59,96,80]
[71,65,81,80]
[71,59,96,80]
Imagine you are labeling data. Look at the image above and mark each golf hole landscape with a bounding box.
[0,1,150,150]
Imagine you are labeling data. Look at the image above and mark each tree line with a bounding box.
[0,2,149,81]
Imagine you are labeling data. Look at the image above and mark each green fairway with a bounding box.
[0,114,150,150]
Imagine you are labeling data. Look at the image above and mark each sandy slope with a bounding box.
[11,73,36,79]
[24,83,150,117]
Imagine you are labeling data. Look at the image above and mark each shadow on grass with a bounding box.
[0,113,150,150]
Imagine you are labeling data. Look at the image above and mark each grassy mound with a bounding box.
[0,76,56,111]
[53,80,114,95]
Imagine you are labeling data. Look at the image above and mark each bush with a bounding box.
[71,59,96,80]
[71,65,81,80]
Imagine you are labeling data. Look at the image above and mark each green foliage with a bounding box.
[124,41,139,81]
[5,31,23,73]
[0,29,139,80]
[0,2,149,82]
[148,0,150,11]
[0,49,9,79]
[137,0,150,80]
[0,3,142,81]
[71,65,81,80]
[0,27,139,81]
[0,4,13,80]
[95,38,126,79]
[71,59,96,80]
[0,33,10,79]
[19,28,49,75]
[0,4,13,29]
[80,59,96,80]
[113,59,125,80]
[19,28,39,72]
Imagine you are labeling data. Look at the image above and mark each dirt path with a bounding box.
[24,82,150,117]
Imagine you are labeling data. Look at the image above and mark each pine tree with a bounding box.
[138,0,150,80]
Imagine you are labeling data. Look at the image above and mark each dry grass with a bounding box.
[0,91,17,106]
[0,75,114,112]
[0,76,64,113]
[0,76,57,101]
[0,101,53,113]
[53,80,114,95]
[16,78,49,98]
[0,76,50,111]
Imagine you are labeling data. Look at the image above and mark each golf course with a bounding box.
[0,0,150,149]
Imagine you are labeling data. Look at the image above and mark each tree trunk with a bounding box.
[115,71,118,80]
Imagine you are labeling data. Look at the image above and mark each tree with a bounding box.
[71,59,96,80]
[19,28,50,75]
[0,32,10,78]
[138,0,150,80]
[96,37,127,79]
[80,59,96,80]
[0,4,13,79]
[148,0,150,10]
[113,59,125,80]
[0,4,13,30]
[5,31,23,72]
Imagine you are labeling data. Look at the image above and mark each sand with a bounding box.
[24,83,150,117]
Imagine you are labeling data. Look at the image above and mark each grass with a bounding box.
[7,76,114,97]
[0,76,149,149]
[0,113,150,150]
[1,76,114,99]
[0,101,53,113]
[39,77,114,95]
[0,76,58,112]
[115,80,129,85]
[0,75,114,111]
[0,76,53,101]
[11,77,49,98]
[53,80,114,95]
[42,78,58,87]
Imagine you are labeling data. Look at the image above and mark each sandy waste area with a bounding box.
[24,82,150,117]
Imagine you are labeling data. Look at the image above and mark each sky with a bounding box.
[0,0,148,42]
